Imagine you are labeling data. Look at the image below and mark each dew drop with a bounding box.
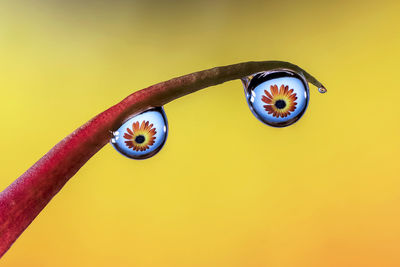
[318,87,327,94]
[111,107,168,159]
[243,70,310,127]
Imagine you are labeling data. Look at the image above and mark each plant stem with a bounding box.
[0,61,325,257]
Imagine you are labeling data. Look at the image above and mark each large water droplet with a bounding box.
[242,70,310,127]
[111,107,168,159]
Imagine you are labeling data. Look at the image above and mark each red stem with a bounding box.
[0,61,324,257]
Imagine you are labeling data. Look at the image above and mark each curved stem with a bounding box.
[0,60,325,257]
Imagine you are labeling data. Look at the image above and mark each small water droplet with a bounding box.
[318,87,327,94]
[111,107,168,159]
[243,70,310,127]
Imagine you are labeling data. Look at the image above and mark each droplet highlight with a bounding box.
[111,107,168,159]
[243,70,310,127]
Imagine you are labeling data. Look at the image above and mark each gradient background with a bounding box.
[1,0,400,266]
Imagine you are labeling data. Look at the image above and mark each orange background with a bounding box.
[1,0,400,266]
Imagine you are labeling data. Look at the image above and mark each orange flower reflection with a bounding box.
[261,84,298,118]
[123,121,157,151]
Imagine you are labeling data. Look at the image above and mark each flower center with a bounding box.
[275,99,286,109]
[135,135,145,144]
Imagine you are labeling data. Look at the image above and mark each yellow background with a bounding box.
[1,0,400,266]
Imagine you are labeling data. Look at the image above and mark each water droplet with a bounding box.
[111,107,168,159]
[318,87,327,94]
[243,70,310,127]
